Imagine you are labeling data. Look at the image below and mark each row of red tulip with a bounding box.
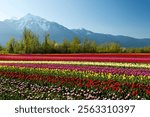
[0,54,150,63]
[1,53,150,57]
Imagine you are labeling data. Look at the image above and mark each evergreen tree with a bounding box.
[61,39,70,53]
[6,37,16,53]
[90,40,97,53]
[50,40,56,53]
[42,34,51,53]
[0,45,3,51]
[22,28,33,53]
[70,37,81,53]
[31,34,41,53]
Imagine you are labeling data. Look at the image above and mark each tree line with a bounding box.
[0,28,150,53]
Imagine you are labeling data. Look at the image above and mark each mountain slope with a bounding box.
[0,13,150,47]
[72,28,150,47]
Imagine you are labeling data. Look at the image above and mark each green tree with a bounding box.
[82,38,90,53]
[31,34,41,53]
[22,28,33,53]
[109,42,121,53]
[0,45,3,51]
[42,34,51,53]
[0,44,5,54]
[61,39,70,53]
[13,40,21,53]
[22,28,41,53]
[90,40,97,53]
[70,37,81,53]
[18,40,25,53]
[98,42,120,53]
[143,46,150,53]
[50,40,56,53]
[6,37,16,53]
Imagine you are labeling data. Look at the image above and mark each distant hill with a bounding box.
[0,13,150,47]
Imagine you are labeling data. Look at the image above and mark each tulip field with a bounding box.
[0,54,150,100]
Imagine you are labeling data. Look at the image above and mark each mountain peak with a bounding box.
[21,13,40,20]
[72,28,93,36]
[17,13,50,30]
[26,13,33,16]
[24,13,34,18]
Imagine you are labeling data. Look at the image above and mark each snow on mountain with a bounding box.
[18,13,50,31]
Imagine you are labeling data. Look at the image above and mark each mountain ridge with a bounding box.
[0,14,150,47]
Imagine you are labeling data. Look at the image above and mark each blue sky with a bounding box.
[0,0,150,38]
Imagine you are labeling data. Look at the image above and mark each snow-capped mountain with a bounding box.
[0,13,150,47]
[2,14,75,43]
